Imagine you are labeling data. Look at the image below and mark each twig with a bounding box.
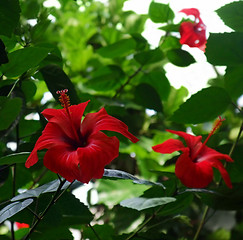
[113,66,143,99]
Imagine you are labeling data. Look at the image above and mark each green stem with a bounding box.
[125,205,163,240]
[193,205,209,240]
[88,223,102,240]
[113,66,143,99]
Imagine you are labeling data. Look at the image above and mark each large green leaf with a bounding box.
[171,87,231,124]
[0,47,51,78]
[97,38,136,58]
[40,64,80,104]
[139,71,170,101]
[11,179,76,201]
[134,48,164,66]
[148,1,174,23]
[134,83,163,112]
[0,152,30,165]
[0,199,33,224]
[120,197,176,211]
[166,49,195,67]
[0,96,22,131]
[85,65,125,92]
[206,33,243,66]
[224,66,243,99]
[216,1,243,32]
[103,169,164,188]
[0,0,21,37]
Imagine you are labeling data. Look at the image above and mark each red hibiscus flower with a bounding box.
[152,117,233,188]
[25,89,139,183]
[179,8,207,52]
[16,222,30,229]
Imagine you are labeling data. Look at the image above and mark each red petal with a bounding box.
[152,139,186,154]
[77,132,120,183]
[81,108,139,143]
[175,149,214,188]
[180,22,207,50]
[210,159,232,188]
[43,146,81,182]
[166,129,202,150]
[43,132,120,183]
[180,8,200,18]
[25,123,70,168]
[42,101,89,140]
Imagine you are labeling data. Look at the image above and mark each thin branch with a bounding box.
[88,223,102,240]
[113,66,143,99]
[193,206,209,240]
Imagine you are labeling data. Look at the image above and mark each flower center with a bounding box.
[56,89,81,145]
[192,116,225,162]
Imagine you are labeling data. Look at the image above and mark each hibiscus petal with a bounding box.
[81,108,139,143]
[43,146,81,182]
[166,129,202,150]
[180,8,200,19]
[209,159,232,188]
[175,150,214,188]
[77,132,120,183]
[25,123,70,168]
[197,145,234,163]
[42,101,89,141]
[152,139,186,154]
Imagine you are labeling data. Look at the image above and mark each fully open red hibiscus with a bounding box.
[152,117,233,188]
[179,8,207,51]
[25,89,139,183]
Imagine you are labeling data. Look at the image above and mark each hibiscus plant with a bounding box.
[0,0,243,240]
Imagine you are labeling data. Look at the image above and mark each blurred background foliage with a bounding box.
[0,0,243,239]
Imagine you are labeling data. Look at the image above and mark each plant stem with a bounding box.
[88,223,102,240]
[113,66,143,99]
[193,205,209,240]
[23,179,67,240]
[125,205,163,240]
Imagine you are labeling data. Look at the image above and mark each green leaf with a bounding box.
[56,192,93,225]
[0,0,21,37]
[97,38,136,58]
[166,49,195,67]
[11,179,76,201]
[40,64,80,104]
[0,96,22,131]
[148,2,174,23]
[21,80,37,102]
[139,71,170,101]
[159,193,193,216]
[134,48,164,66]
[171,87,231,124]
[0,47,51,78]
[160,36,181,51]
[206,33,243,66]
[134,83,163,112]
[200,183,243,210]
[83,224,114,240]
[103,169,165,188]
[224,66,243,99]
[216,1,243,32]
[97,179,149,205]
[0,152,30,165]
[0,199,33,224]
[163,86,188,116]
[85,65,125,92]
[120,197,176,211]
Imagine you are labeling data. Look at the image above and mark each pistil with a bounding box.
[192,116,225,161]
[56,89,81,144]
